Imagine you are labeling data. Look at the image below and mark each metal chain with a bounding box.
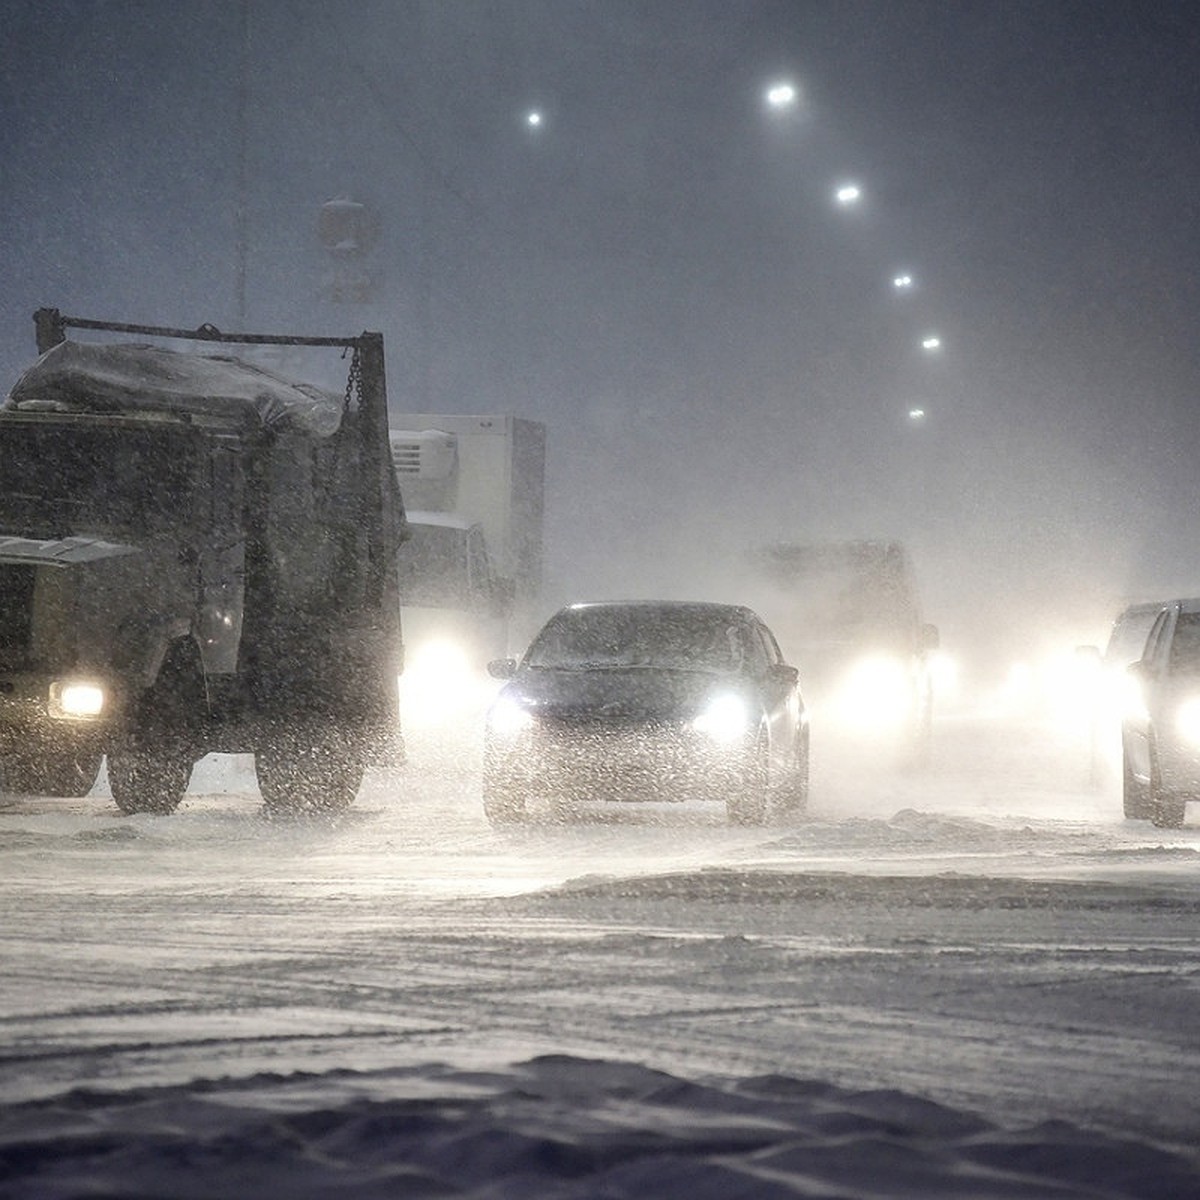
[342,346,362,414]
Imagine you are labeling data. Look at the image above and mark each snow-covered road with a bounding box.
[3,707,1200,1196]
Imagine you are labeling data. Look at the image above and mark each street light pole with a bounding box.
[234,0,250,325]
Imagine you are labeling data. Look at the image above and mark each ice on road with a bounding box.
[2,707,1200,1197]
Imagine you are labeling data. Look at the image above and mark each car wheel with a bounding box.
[257,739,364,815]
[1121,746,1152,820]
[728,732,769,826]
[773,732,809,818]
[483,774,528,826]
[1,750,102,798]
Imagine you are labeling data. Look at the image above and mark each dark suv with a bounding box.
[1121,598,1200,828]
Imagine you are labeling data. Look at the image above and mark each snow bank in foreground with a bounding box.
[3,1056,1196,1199]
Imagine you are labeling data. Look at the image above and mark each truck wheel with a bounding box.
[256,742,364,815]
[107,750,191,815]
[108,646,204,816]
[727,733,769,826]
[1,751,102,797]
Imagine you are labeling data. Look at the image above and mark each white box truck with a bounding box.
[390,415,545,726]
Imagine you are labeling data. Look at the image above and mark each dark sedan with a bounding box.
[482,600,809,825]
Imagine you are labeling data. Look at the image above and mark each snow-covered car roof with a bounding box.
[4,340,344,438]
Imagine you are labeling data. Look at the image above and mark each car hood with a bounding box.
[500,666,745,723]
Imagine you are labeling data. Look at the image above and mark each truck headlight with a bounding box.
[834,656,912,729]
[49,681,106,719]
[692,693,752,743]
[487,695,534,738]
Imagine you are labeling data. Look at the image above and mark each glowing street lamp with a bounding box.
[525,109,544,129]
[908,407,926,421]
[835,182,862,206]
[765,81,798,110]
[921,335,941,352]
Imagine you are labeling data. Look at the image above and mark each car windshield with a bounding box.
[525,607,748,674]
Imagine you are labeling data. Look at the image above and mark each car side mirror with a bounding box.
[487,657,518,680]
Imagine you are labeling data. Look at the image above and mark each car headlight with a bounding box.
[692,693,753,743]
[832,655,913,729]
[1175,697,1200,746]
[49,680,106,719]
[487,695,535,738]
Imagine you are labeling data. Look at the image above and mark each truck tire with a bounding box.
[1,750,102,798]
[108,750,191,815]
[108,644,204,816]
[256,738,364,815]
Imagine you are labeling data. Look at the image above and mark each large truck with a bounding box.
[389,415,545,721]
[0,309,406,813]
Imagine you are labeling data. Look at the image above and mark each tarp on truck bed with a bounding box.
[4,340,344,438]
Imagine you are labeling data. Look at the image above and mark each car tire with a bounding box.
[1,750,102,798]
[1121,746,1152,820]
[728,732,769,826]
[773,732,809,818]
[482,774,528,826]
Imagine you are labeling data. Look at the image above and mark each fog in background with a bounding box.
[3,0,1198,682]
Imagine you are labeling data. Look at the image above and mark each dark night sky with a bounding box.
[2,1,1198,670]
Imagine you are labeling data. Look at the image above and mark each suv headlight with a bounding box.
[692,693,752,743]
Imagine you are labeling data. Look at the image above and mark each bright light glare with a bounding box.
[765,82,798,109]
[908,407,926,421]
[401,638,479,725]
[835,183,862,205]
[1175,697,1200,745]
[922,335,941,351]
[928,651,959,700]
[893,274,914,290]
[526,110,543,128]
[488,695,534,738]
[57,682,105,717]
[832,656,912,730]
[692,693,752,743]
